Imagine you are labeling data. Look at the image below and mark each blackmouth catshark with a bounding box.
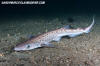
[14,17,94,51]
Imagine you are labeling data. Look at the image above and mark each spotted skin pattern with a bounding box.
[14,17,94,51]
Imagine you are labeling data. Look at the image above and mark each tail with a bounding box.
[84,16,95,33]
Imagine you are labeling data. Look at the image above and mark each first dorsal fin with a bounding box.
[28,35,35,39]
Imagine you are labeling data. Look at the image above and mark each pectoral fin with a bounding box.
[53,37,61,42]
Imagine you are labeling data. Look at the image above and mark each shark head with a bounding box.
[14,43,41,51]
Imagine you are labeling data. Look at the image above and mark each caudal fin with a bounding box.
[84,16,95,33]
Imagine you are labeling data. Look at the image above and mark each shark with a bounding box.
[14,17,94,51]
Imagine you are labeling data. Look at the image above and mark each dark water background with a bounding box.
[0,0,100,22]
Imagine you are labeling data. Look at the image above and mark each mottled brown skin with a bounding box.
[14,17,94,51]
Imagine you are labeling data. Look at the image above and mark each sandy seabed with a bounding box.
[0,14,100,66]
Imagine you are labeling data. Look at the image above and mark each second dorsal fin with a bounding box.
[63,25,73,29]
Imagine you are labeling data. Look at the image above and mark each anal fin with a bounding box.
[68,34,77,37]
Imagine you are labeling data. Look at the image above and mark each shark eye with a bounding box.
[26,45,30,48]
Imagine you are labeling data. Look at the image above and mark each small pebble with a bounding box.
[7,34,10,37]
[0,53,4,57]
[89,49,92,52]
